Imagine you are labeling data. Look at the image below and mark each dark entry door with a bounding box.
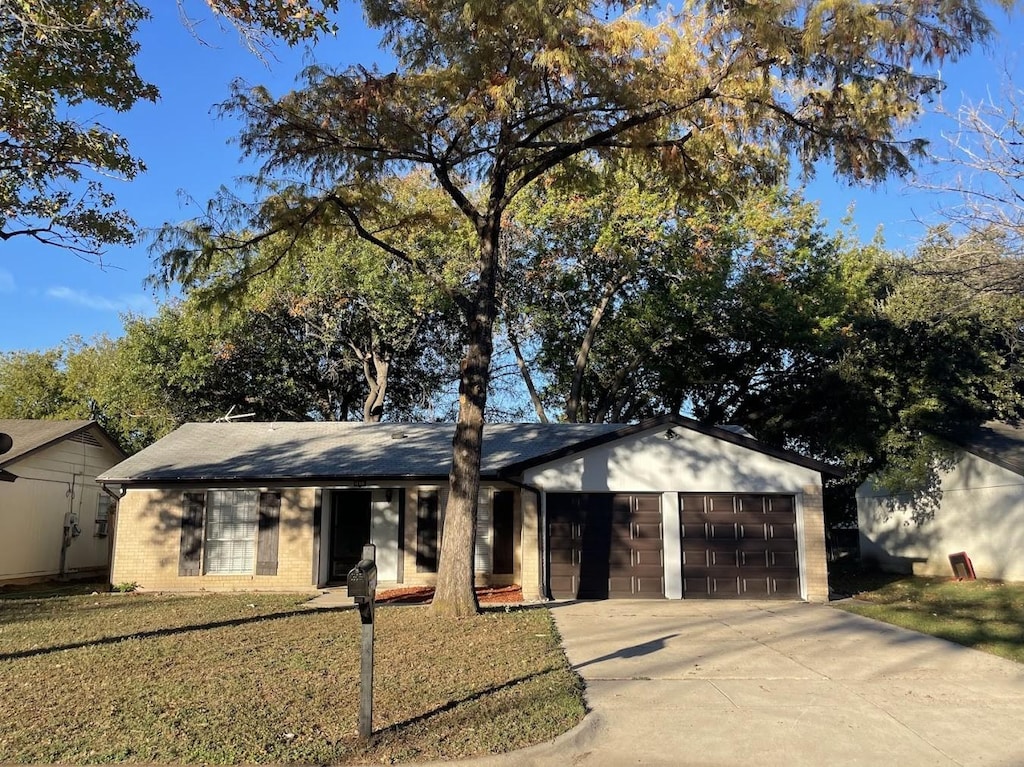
[680,494,800,598]
[548,493,664,599]
[330,491,372,583]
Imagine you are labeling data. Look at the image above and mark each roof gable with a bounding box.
[0,419,126,468]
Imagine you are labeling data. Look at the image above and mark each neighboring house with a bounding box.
[0,420,128,584]
[99,415,838,601]
[858,420,1024,582]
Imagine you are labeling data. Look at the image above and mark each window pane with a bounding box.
[204,490,258,574]
[96,495,112,537]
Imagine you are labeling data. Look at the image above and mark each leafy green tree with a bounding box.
[154,171,469,422]
[819,227,1024,488]
[115,302,329,426]
[0,0,338,257]
[0,347,70,418]
[504,177,873,432]
[0,0,155,255]
[128,267,461,427]
[156,0,999,615]
[0,337,157,452]
[655,194,861,431]
[502,162,681,423]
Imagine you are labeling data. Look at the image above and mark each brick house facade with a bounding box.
[101,416,836,601]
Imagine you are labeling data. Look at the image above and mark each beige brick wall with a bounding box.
[112,483,538,595]
[399,485,531,590]
[110,487,318,592]
[801,484,830,602]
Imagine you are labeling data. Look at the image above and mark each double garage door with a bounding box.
[547,492,800,600]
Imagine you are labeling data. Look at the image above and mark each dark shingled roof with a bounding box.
[99,421,623,483]
[98,416,839,485]
[955,420,1024,477]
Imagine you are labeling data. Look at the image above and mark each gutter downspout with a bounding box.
[101,483,128,501]
[497,476,549,601]
[100,484,128,587]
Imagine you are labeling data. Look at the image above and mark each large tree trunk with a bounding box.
[432,221,499,617]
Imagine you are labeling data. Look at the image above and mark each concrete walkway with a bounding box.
[449,599,1024,767]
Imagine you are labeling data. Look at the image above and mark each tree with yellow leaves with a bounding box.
[157,0,1003,615]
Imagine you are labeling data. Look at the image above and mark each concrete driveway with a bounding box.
[468,599,1024,767]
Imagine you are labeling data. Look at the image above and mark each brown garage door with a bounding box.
[548,493,664,599]
[680,494,800,598]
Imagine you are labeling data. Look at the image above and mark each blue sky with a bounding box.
[0,4,1020,354]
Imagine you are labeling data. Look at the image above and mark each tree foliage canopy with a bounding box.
[502,169,1024,496]
[0,0,156,256]
[0,0,340,257]
[0,337,160,452]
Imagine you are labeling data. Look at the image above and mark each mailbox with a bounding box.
[347,559,378,601]
[349,544,378,739]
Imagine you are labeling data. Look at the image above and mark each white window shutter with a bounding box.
[474,487,493,574]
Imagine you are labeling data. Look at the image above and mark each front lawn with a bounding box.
[834,570,1024,664]
[0,591,585,764]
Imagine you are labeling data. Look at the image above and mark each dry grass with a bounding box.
[834,570,1024,665]
[0,590,585,764]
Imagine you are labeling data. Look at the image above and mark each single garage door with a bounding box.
[548,493,664,599]
[680,494,800,598]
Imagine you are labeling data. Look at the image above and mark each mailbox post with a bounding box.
[347,544,377,740]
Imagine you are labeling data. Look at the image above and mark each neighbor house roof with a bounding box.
[98,415,839,486]
[0,419,126,469]
[954,420,1024,477]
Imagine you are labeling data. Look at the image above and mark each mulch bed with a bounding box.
[376,585,523,605]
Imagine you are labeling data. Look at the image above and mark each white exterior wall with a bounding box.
[524,426,822,493]
[524,425,826,600]
[858,450,1024,581]
[0,436,121,581]
[661,492,683,599]
[370,489,400,581]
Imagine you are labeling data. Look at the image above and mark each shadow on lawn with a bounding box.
[0,580,108,600]
[827,557,909,599]
[0,606,338,662]
[374,667,562,737]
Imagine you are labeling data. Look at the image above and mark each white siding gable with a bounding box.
[523,425,821,493]
[1,431,121,580]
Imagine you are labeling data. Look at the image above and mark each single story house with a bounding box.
[858,420,1024,582]
[99,415,837,601]
[0,419,127,584]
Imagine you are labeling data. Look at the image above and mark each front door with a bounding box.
[330,490,372,583]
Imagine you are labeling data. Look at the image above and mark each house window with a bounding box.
[96,495,113,537]
[204,490,259,574]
